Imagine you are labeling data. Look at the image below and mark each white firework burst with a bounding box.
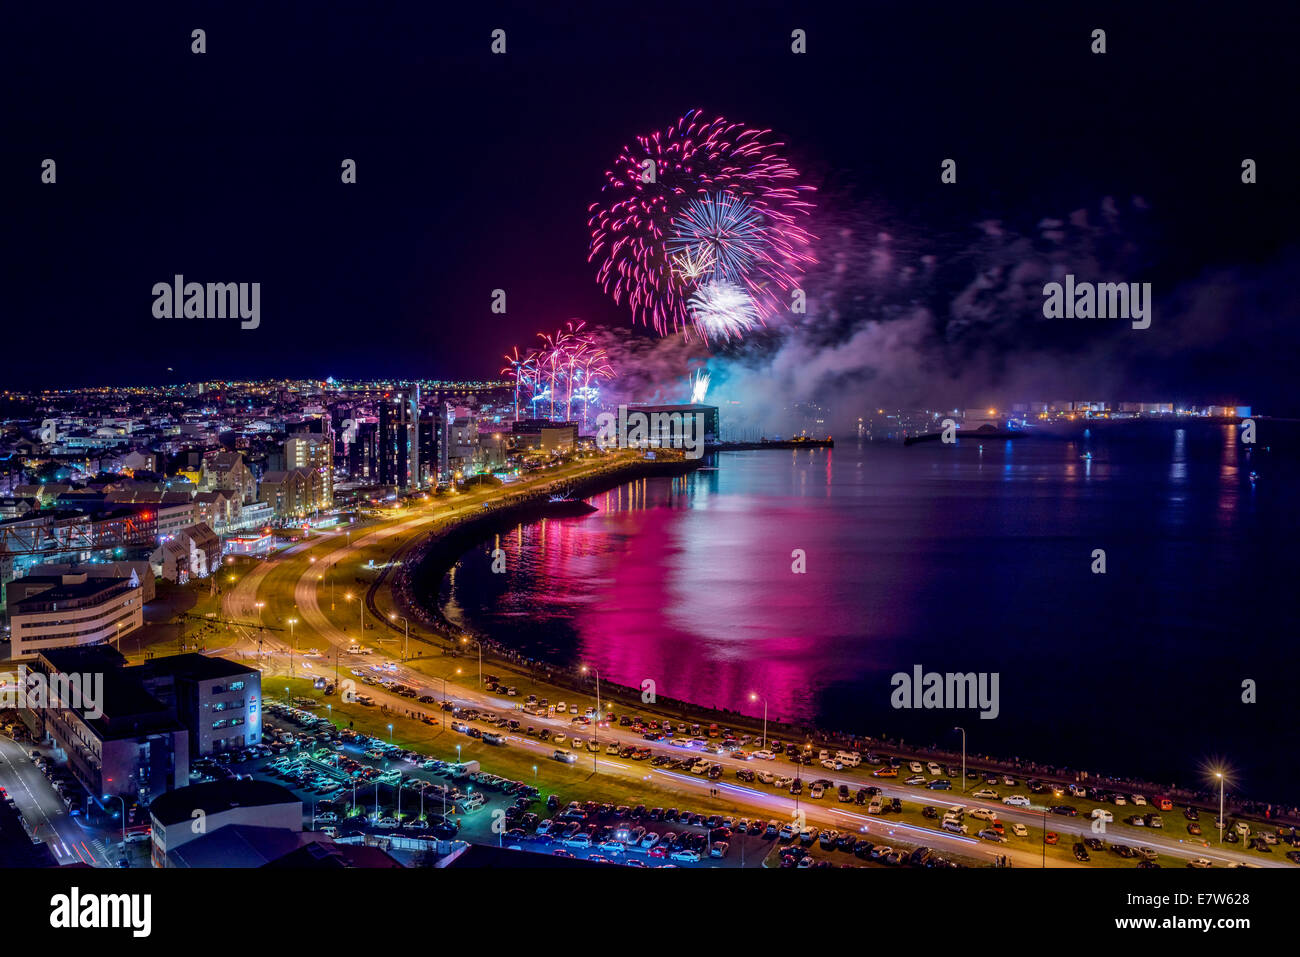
[687,280,759,342]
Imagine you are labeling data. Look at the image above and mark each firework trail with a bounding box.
[690,369,710,404]
[588,110,816,340]
[503,320,617,424]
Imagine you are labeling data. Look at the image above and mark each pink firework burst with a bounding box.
[588,109,817,339]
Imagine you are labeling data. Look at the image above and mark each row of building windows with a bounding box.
[210,680,247,695]
[14,606,139,644]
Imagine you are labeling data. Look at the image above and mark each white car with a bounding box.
[972,788,999,799]
[1002,795,1031,807]
[942,821,969,834]
[809,784,825,799]
[1187,858,1212,868]
[1091,808,1114,822]
[909,761,924,773]
[1011,822,1028,837]
[927,762,942,775]
[1113,795,1127,806]
[969,808,999,822]
[1131,794,1147,806]
[753,749,776,761]
[670,849,701,862]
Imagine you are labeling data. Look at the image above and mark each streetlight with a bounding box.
[387,722,393,743]
[287,618,297,674]
[462,636,482,688]
[103,793,127,848]
[581,664,601,771]
[953,727,966,793]
[749,693,768,749]
[345,593,363,632]
[389,613,409,660]
[1042,805,1049,868]
[255,601,265,627]
[1215,771,1226,845]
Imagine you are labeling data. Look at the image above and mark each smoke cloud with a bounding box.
[591,195,1300,434]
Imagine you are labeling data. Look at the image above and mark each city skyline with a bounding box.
[7,4,1297,415]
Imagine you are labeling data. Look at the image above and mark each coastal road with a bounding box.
[236,459,1291,869]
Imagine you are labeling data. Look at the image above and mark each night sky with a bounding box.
[5,2,1297,409]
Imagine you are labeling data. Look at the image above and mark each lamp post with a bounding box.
[389,613,409,660]
[387,722,393,743]
[1216,772,1225,845]
[462,637,482,688]
[749,693,768,749]
[255,601,265,628]
[953,727,966,793]
[345,592,362,633]
[581,665,600,771]
[103,794,127,848]
[287,618,297,675]
[1042,805,1049,868]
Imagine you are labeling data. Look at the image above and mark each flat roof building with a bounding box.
[136,653,262,757]
[24,647,188,806]
[8,576,143,658]
[149,779,301,867]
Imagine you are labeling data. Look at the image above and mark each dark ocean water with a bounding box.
[437,424,1299,801]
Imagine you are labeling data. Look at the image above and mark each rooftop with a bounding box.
[150,780,300,828]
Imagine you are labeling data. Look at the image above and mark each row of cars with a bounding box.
[28,749,86,817]
[521,801,765,864]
